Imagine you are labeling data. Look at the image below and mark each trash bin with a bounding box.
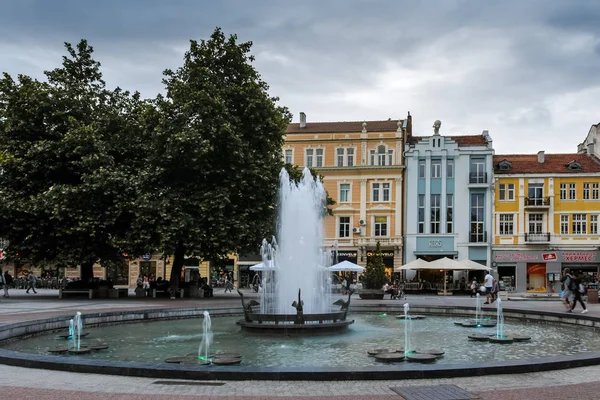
[587,289,598,304]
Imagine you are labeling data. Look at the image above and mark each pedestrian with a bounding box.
[560,268,573,311]
[570,273,588,314]
[0,269,5,298]
[491,279,499,303]
[470,281,477,298]
[26,272,37,294]
[483,271,494,304]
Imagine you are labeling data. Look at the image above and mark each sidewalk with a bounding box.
[1,291,600,399]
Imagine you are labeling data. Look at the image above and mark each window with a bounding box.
[418,194,425,233]
[431,159,441,178]
[528,213,543,234]
[336,148,344,167]
[374,216,387,236]
[382,183,390,202]
[470,193,485,242]
[507,184,514,200]
[569,183,576,200]
[572,214,587,235]
[347,148,354,167]
[372,183,380,202]
[499,184,506,201]
[498,160,512,170]
[339,184,350,203]
[560,215,569,235]
[446,194,453,233]
[584,183,598,200]
[338,217,350,238]
[315,148,323,167]
[568,161,582,170]
[499,214,514,235]
[430,194,441,234]
[560,183,567,200]
[418,160,426,178]
[285,149,293,164]
[370,150,375,165]
[306,149,313,167]
[470,158,485,183]
[377,145,386,166]
[591,215,598,235]
[388,150,393,166]
[528,183,544,201]
[447,160,454,178]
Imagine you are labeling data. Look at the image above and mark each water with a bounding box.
[496,298,505,338]
[475,293,481,326]
[71,312,83,351]
[259,168,331,315]
[6,314,600,367]
[403,303,411,354]
[197,311,212,360]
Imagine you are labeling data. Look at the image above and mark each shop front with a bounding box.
[366,249,395,280]
[493,250,600,293]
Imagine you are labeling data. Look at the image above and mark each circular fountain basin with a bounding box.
[2,306,600,380]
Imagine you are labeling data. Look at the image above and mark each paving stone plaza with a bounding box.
[1,289,600,400]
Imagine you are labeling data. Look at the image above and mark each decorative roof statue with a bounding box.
[433,120,441,136]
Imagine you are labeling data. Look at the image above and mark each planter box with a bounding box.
[358,289,385,300]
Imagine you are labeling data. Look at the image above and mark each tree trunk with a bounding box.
[80,261,95,285]
[169,242,186,291]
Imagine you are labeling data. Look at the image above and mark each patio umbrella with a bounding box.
[428,257,471,295]
[327,260,365,272]
[458,259,492,271]
[394,258,431,272]
[249,262,277,271]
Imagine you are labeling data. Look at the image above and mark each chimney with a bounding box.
[299,112,306,128]
[538,151,545,163]
[406,111,412,136]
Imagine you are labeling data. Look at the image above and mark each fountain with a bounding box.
[237,168,353,335]
[197,311,212,362]
[456,293,496,329]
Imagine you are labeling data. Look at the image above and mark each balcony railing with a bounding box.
[469,231,488,243]
[469,172,487,184]
[524,232,551,243]
[524,197,551,207]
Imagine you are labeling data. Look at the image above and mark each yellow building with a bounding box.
[284,112,410,276]
[492,151,600,293]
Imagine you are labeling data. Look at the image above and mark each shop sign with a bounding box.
[542,253,557,261]
[495,252,539,262]
[337,251,358,259]
[367,250,395,258]
[561,252,596,262]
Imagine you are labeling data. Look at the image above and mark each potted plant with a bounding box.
[358,242,387,300]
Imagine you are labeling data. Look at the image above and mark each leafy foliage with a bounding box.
[362,242,387,290]
[0,40,147,281]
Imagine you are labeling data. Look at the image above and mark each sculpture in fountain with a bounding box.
[237,168,354,335]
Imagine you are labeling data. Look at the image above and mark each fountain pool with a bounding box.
[4,313,600,368]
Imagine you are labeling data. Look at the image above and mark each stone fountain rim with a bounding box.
[1,304,600,381]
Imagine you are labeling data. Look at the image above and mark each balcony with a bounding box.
[357,237,403,247]
[524,197,551,208]
[524,232,551,243]
[469,172,487,184]
[469,231,488,243]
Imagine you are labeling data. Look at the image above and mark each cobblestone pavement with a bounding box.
[1,289,600,399]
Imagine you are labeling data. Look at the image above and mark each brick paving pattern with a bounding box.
[390,385,478,399]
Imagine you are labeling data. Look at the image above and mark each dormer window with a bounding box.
[567,161,582,170]
[498,160,512,170]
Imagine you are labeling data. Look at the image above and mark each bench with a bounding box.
[59,288,95,299]
[108,288,129,298]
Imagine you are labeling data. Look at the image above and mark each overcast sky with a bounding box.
[1,0,599,154]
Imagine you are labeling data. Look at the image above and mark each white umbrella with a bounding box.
[394,258,431,272]
[428,257,473,295]
[458,259,492,271]
[249,263,276,271]
[328,260,365,272]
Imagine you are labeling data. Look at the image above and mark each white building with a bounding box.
[403,120,494,283]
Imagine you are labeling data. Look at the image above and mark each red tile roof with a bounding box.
[286,119,401,134]
[408,135,489,146]
[493,153,600,174]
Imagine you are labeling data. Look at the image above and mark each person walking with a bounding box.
[0,270,5,299]
[26,272,37,294]
[491,279,500,303]
[483,272,494,304]
[560,268,574,311]
[470,281,477,298]
[570,273,588,314]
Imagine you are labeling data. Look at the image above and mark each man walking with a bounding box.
[26,272,37,294]
[483,271,494,304]
[3,270,12,298]
[569,273,588,314]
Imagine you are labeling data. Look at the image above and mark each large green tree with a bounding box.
[135,28,291,289]
[0,40,147,281]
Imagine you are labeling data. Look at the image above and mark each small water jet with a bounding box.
[68,312,91,354]
[196,311,213,365]
[455,293,496,328]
